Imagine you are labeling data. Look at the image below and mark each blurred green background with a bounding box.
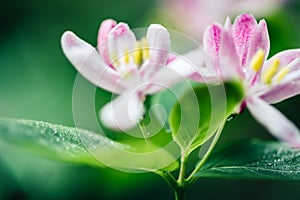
[1,0,300,199]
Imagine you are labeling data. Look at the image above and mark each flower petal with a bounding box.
[203,23,223,68]
[246,19,270,69]
[147,24,170,63]
[97,19,117,66]
[99,91,144,130]
[263,49,300,72]
[259,69,300,104]
[61,31,125,93]
[203,18,242,80]
[219,17,243,80]
[232,13,258,67]
[108,22,136,68]
[140,24,170,79]
[247,96,300,147]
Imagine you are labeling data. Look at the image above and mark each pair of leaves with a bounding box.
[2,119,300,181]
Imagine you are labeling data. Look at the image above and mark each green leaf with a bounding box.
[0,118,179,172]
[195,139,300,180]
[169,82,244,153]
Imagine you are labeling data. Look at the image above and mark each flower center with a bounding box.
[110,37,149,71]
[132,38,149,66]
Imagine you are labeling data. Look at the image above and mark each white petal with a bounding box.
[61,31,126,93]
[99,91,145,130]
[108,23,136,66]
[140,24,170,79]
[247,96,300,147]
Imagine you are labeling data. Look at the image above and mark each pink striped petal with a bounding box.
[247,96,300,147]
[219,18,242,80]
[61,31,125,93]
[140,24,170,79]
[232,13,258,67]
[203,23,223,68]
[99,91,144,130]
[97,19,117,66]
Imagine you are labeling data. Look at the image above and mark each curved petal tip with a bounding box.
[61,31,78,48]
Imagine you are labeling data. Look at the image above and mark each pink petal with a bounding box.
[232,13,258,67]
[97,19,117,66]
[263,49,300,72]
[259,70,300,104]
[108,23,136,67]
[219,17,243,80]
[247,96,300,147]
[99,91,145,130]
[140,24,170,79]
[245,19,270,76]
[61,31,126,93]
[203,23,223,68]
[203,18,242,80]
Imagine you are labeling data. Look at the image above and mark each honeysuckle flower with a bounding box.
[194,13,300,147]
[61,19,197,130]
[159,0,284,38]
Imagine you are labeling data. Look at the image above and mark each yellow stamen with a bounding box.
[262,58,280,84]
[141,37,149,60]
[275,66,290,83]
[250,49,265,72]
[133,42,143,66]
[123,48,130,64]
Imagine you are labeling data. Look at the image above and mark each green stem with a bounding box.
[156,171,186,200]
[186,123,224,184]
[174,186,185,200]
[175,151,188,200]
[177,155,187,186]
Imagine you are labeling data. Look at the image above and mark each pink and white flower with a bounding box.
[195,13,300,147]
[61,20,196,130]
